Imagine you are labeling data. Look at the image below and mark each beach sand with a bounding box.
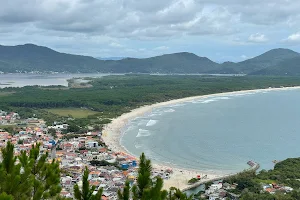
[102,86,300,190]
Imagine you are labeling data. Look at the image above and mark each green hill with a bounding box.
[0,44,300,75]
[236,48,300,74]
[0,44,108,73]
[250,56,300,76]
[109,52,220,73]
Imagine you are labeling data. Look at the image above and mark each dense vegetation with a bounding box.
[224,158,300,199]
[2,75,300,129]
[1,44,300,75]
[188,178,199,184]
[257,158,300,188]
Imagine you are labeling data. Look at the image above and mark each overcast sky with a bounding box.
[1,0,300,62]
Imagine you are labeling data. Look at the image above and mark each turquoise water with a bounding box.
[121,88,300,174]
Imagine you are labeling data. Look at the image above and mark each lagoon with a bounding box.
[0,73,111,88]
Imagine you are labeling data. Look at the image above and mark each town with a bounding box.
[0,110,174,199]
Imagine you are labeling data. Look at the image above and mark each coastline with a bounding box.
[102,86,300,190]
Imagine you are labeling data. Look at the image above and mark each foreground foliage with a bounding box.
[0,142,61,200]
[74,167,103,200]
[117,153,192,200]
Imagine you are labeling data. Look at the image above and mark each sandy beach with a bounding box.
[102,86,300,190]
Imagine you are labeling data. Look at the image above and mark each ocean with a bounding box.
[121,88,300,174]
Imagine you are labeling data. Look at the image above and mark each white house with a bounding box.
[86,140,98,148]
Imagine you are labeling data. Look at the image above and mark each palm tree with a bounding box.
[74,167,103,200]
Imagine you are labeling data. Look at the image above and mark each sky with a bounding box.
[1,0,300,62]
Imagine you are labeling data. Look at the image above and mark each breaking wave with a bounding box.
[164,108,175,113]
[146,119,158,127]
[136,129,151,137]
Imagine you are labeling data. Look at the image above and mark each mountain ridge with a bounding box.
[0,44,299,75]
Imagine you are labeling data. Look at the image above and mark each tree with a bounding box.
[117,181,130,200]
[48,128,57,138]
[74,167,103,200]
[17,139,23,145]
[130,153,168,200]
[117,153,193,200]
[0,141,33,199]
[18,143,61,200]
[290,190,300,199]
[67,124,80,133]
[93,125,101,131]
[143,176,168,200]
[4,127,14,135]
[187,178,198,184]
[132,153,152,199]
[168,187,193,200]
[0,192,14,200]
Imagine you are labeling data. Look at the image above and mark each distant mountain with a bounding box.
[0,44,299,75]
[96,57,127,61]
[0,44,220,73]
[250,56,300,76]
[235,48,300,74]
[109,52,220,73]
[0,44,108,73]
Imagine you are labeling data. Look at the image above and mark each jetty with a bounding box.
[182,161,260,192]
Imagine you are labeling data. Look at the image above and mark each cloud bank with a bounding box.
[0,0,300,61]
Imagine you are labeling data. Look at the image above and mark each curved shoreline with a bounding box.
[102,86,300,190]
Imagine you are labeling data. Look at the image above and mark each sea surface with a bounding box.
[121,88,300,174]
[0,73,113,88]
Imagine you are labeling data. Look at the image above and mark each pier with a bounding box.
[182,161,260,192]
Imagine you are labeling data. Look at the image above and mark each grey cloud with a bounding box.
[248,33,268,43]
[282,32,300,44]
[0,0,300,58]
[122,0,173,12]
[0,0,239,39]
[196,0,300,26]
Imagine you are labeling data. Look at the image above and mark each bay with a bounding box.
[121,88,300,174]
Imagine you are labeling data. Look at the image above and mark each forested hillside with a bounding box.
[1,44,300,75]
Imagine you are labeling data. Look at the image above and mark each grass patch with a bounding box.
[0,124,17,129]
[254,179,276,184]
[40,87,69,90]
[44,108,99,118]
[0,91,15,96]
